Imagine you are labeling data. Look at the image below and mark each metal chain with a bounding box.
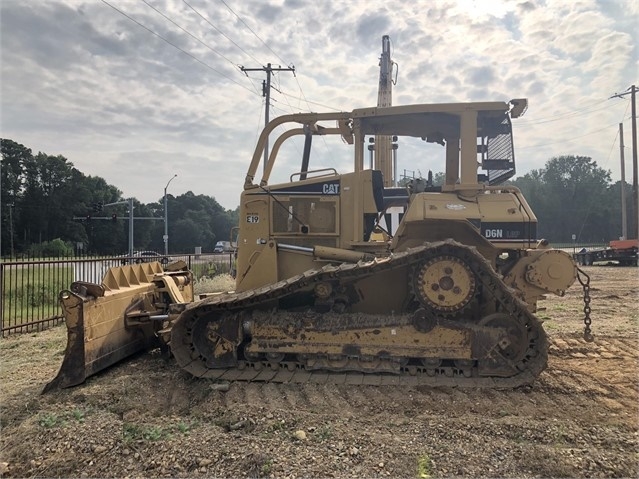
[576,267,594,342]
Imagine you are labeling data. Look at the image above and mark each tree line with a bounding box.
[510,155,635,244]
[1,139,238,257]
[1,139,634,257]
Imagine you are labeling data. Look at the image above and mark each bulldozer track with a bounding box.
[186,329,637,416]
[171,240,549,388]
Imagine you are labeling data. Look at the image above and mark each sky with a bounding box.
[1,0,637,210]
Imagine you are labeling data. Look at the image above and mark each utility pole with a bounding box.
[619,123,627,240]
[9,203,14,257]
[611,85,638,239]
[241,63,295,172]
[126,198,134,258]
[164,174,177,256]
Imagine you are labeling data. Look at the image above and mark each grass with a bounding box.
[38,413,64,429]
[72,408,86,423]
[542,320,560,331]
[315,424,333,441]
[176,420,197,435]
[417,454,432,478]
[123,423,171,443]
[244,453,273,478]
[2,264,72,328]
[194,274,235,295]
[260,457,273,476]
[37,407,90,429]
[191,261,231,279]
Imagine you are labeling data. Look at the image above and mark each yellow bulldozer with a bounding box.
[46,99,592,391]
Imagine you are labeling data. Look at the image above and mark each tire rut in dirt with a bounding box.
[597,337,639,357]
[277,383,312,411]
[300,383,355,415]
[258,382,290,411]
[550,335,637,359]
[332,384,370,410]
[240,383,271,407]
[538,368,635,416]
[220,382,249,408]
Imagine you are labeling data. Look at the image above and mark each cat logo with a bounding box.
[378,206,405,235]
[322,183,339,194]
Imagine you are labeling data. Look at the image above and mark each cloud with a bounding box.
[1,0,637,209]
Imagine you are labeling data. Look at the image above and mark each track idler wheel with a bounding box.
[478,313,528,363]
[413,255,476,315]
[176,312,242,369]
[477,313,531,377]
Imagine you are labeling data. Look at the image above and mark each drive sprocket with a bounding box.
[412,255,476,314]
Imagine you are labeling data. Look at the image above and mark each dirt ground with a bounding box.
[1,266,637,478]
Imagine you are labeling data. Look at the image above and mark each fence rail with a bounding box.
[1,252,233,337]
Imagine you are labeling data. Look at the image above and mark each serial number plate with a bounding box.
[246,214,259,223]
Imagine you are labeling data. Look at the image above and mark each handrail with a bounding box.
[290,168,338,182]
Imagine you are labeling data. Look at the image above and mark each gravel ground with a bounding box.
[1,266,637,478]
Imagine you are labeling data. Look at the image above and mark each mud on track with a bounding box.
[0,266,637,478]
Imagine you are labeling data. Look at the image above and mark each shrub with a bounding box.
[193,274,235,295]
[25,238,73,258]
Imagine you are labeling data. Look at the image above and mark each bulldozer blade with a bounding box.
[43,262,168,392]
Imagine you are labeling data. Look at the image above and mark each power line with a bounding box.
[183,0,262,65]
[154,0,307,121]
[517,99,613,125]
[241,63,296,172]
[278,90,342,112]
[253,98,265,151]
[518,119,631,149]
[218,0,287,66]
[293,76,315,114]
[215,0,315,114]
[601,101,631,169]
[272,70,300,114]
[142,0,233,67]
[575,123,626,242]
[100,0,255,94]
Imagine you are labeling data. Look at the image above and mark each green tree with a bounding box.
[21,152,77,245]
[1,139,32,255]
[513,156,613,243]
[170,217,205,253]
[152,191,237,253]
[1,139,243,256]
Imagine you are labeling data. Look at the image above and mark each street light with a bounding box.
[164,174,177,255]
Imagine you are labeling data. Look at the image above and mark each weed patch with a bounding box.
[315,424,333,441]
[417,453,432,478]
[38,413,64,429]
[123,423,171,443]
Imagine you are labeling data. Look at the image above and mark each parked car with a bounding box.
[120,251,169,265]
